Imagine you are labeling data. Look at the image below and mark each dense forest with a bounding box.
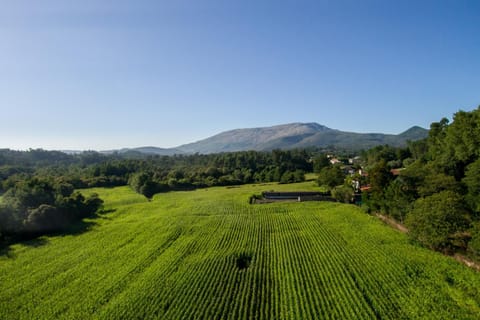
[2,107,480,262]
[359,107,480,259]
[0,149,313,240]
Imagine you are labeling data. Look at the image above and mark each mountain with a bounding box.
[176,123,428,154]
[96,123,428,155]
[101,146,183,156]
[127,146,183,155]
[177,123,328,154]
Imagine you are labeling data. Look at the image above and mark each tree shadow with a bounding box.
[0,243,16,259]
[53,218,98,237]
[99,209,116,214]
[20,237,49,248]
[0,210,116,259]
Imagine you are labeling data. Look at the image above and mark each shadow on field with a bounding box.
[0,243,15,259]
[0,212,107,259]
[21,237,49,248]
[99,209,117,214]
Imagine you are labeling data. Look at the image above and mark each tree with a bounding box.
[445,108,480,164]
[427,117,449,160]
[6,178,56,210]
[367,160,393,212]
[55,182,74,197]
[129,171,158,198]
[293,169,305,182]
[317,165,344,189]
[405,191,471,251]
[362,145,397,166]
[463,158,480,214]
[468,222,480,258]
[0,204,22,235]
[313,154,330,173]
[332,185,353,203]
[83,193,103,215]
[417,173,460,198]
[383,179,415,223]
[280,171,295,184]
[24,204,67,233]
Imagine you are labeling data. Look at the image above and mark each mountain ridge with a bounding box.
[174,122,428,154]
[99,123,428,155]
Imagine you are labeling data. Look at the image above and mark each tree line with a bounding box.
[0,149,313,240]
[3,107,480,261]
[360,107,480,258]
[0,177,103,240]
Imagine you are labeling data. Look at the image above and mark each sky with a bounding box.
[1,0,479,150]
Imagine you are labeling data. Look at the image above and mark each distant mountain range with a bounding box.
[104,122,428,155]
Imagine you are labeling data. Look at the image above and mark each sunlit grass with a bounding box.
[1,182,479,319]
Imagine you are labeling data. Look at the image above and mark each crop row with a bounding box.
[2,186,480,319]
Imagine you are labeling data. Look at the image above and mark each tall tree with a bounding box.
[367,159,393,212]
[317,165,344,189]
[406,191,470,251]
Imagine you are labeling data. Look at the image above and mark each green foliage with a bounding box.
[445,109,480,163]
[365,160,393,212]
[0,178,103,237]
[0,149,314,199]
[313,154,330,173]
[1,184,480,319]
[362,145,406,168]
[317,165,344,188]
[427,117,449,160]
[468,222,480,258]
[463,158,480,214]
[406,191,471,251]
[279,169,305,184]
[331,185,353,203]
[407,139,428,160]
[24,204,66,233]
[129,171,158,198]
[363,107,480,257]
[417,173,460,198]
[383,179,414,223]
[0,204,21,234]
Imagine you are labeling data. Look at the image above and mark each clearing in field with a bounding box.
[1,182,480,319]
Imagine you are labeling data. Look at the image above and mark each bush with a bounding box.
[24,204,67,233]
[406,191,471,251]
[317,165,344,189]
[468,222,480,258]
[332,185,353,203]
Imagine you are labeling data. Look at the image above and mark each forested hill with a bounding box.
[176,123,428,154]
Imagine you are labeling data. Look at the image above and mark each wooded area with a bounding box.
[359,107,480,258]
[2,106,480,261]
[0,149,311,239]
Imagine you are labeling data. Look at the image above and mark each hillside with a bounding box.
[95,123,428,155]
[101,146,182,156]
[176,123,428,154]
[1,183,479,319]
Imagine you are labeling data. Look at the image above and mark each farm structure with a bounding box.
[255,191,335,203]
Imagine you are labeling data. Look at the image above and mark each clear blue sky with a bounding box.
[1,0,479,150]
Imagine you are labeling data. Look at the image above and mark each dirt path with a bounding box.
[374,213,408,233]
[374,213,480,271]
[453,254,480,271]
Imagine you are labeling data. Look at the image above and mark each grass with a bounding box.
[1,181,480,319]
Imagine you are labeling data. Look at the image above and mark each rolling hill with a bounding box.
[100,123,428,155]
[176,123,428,154]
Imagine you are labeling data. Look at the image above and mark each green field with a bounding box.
[1,182,480,319]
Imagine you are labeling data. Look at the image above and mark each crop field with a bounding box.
[1,182,480,319]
